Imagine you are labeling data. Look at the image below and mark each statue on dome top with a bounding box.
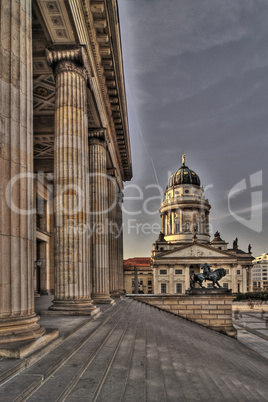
[182,152,186,165]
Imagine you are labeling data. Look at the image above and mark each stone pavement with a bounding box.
[233,309,268,359]
[0,297,267,401]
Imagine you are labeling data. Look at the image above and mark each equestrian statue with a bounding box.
[190,263,226,288]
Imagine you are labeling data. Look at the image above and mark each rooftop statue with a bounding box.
[190,263,226,288]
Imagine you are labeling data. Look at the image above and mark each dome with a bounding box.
[168,155,200,188]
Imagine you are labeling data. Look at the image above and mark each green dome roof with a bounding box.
[168,158,201,188]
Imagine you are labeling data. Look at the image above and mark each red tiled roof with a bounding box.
[123,258,151,271]
[123,258,151,267]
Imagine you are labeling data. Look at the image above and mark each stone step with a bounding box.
[65,300,142,401]
[0,299,130,401]
[26,299,133,401]
[0,311,103,387]
[144,304,168,402]
[67,300,143,402]
[120,302,148,402]
[156,307,268,402]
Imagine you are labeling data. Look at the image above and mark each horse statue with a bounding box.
[190,263,226,288]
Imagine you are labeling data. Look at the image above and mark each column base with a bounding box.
[92,293,115,304]
[45,299,100,316]
[110,291,122,299]
[0,328,59,359]
[0,314,46,345]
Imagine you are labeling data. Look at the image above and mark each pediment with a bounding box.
[158,244,233,259]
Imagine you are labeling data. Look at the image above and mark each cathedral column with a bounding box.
[248,266,253,292]
[89,130,113,303]
[172,211,176,234]
[232,264,237,293]
[108,170,119,297]
[161,214,165,233]
[46,47,97,314]
[242,267,247,293]
[0,0,46,343]
[116,190,124,295]
[169,264,174,294]
[185,265,190,290]
[180,209,183,232]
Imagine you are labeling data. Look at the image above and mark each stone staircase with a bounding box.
[0,298,267,401]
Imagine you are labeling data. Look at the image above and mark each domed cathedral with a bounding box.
[151,155,253,295]
[160,153,211,244]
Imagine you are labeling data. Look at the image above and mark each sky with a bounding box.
[117,0,268,259]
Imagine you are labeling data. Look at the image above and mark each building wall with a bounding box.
[252,254,268,290]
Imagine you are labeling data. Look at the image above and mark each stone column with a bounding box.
[0,0,46,344]
[242,267,247,293]
[180,209,183,232]
[169,265,174,294]
[172,211,176,234]
[116,190,124,295]
[154,266,159,294]
[232,264,237,293]
[185,265,190,290]
[248,266,253,292]
[89,130,113,303]
[108,170,119,297]
[46,47,97,314]
[161,214,165,233]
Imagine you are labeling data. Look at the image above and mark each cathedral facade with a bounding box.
[0,0,131,344]
[151,156,253,294]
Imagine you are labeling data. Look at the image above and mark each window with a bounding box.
[176,283,182,293]
[175,269,182,275]
[225,269,229,274]
[161,283,167,294]
[223,283,228,289]
[148,279,152,286]
[207,283,213,288]
[237,270,241,275]
[160,269,167,275]
[139,278,143,285]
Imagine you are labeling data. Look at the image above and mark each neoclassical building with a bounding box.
[151,156,253,294]
[0,0,131,345]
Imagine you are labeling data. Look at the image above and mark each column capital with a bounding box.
[89,128,107,147]
[46,46,90,80]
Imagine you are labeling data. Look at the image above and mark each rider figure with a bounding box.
[202,263,212,279]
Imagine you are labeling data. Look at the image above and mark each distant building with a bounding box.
[124,258,153,294]
[252,254,268,290]
[151,155,253,294]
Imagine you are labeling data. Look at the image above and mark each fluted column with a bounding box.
[89,130,113,303]
[46,47,97,314]
[108,170,119,297]
[232,264,238,293]
[248,266,253,292]
[116,190,124,295]
[161,214,165,233]
[185,265,190,290]
[242,267,247,293]
[0,0,46,343]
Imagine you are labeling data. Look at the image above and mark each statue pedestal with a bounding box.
[128,291,237,338]
[186,288,232,295]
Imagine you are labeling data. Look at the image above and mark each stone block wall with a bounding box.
[128,294,236,338]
